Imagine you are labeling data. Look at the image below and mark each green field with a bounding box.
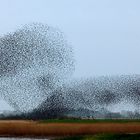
[40,119,140,123]
[56,134,140,140]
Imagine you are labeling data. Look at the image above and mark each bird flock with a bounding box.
[0,23,140,119]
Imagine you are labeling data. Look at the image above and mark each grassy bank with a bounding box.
[57,134,140,140]
[40,119,140,123]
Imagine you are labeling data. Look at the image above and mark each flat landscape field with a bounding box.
[0,120,140,137]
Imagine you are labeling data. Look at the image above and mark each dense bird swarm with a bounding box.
[0,23,74,112]
[0,23,140,119]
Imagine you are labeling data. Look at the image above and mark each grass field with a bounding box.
[40,118,140,123]
[0,119,140,138]
[57,134,140,140]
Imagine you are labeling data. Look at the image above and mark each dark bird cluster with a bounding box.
[0,23,74,112]
[0,23,140,119]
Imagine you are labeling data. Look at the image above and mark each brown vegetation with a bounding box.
[0,120,140,137]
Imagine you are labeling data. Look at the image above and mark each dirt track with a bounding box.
[0,120,140,137]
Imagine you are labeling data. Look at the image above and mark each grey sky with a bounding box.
[0,0,140,110]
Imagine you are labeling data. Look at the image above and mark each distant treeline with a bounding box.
[1,108,140,120]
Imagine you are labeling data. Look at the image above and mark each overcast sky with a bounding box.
[0,0,140,111]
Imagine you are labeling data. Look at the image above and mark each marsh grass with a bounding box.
[0,120,140,137]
